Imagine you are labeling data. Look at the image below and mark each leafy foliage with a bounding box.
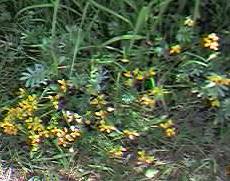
[20,63,48,88]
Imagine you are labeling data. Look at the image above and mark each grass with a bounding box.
[0,0,230,180]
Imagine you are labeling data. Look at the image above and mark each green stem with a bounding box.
[52,0,60,38]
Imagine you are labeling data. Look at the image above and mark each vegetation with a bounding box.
[0,0,230,180]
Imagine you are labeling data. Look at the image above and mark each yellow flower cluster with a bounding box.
[18,95,38,117]
[25,117,45,133]
[0,89,85,151]
[63,110,82,124]
[138,87,168,108]
[109,148,156,164]
[28,134,42,151]
[149,87,168,98]
[90,94,107,108]
[27,122,51,151]
[18,88,27,98]
[58,79,69,93]
[48,95,60,110]
[95,110,109,120]
[56,127,81,147]
[90,94,115,118]
[26,116,82,149]
[169,44,181,55]
[208,97,220,107]
[0,95,38,135]
[137,151,155,165]
[0,121,18,135]
[207,75,230,86]
[203,33,219,51]
[109,146,127,159]
[89,94,117,134]
[139,95,156,108]
[123,68,156,86]
[159,119,176,138]
[123,129,140,140]
[98,121,117,133]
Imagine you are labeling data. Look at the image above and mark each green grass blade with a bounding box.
[193,0,201,20]
[69,3,89,77]
[15,4,53,18]
[52,0,60,38]
[102,35,145,47]
[89,0,133,28]
[129,5,150,50]
[152,0,173,33]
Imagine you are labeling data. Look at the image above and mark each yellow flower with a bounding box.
[49,127,62,137]
[123,129,140,140]
[146,67,156,77]
[58,79,68,93]
[69,147,74,153]
[90,94,107,108]
[150,87,168,97]
[137,151,155,165]
[98,122,116,133]
[0,121,18,135]
[65,134,75,142]
[120,58,130,63]
[165,128,176,137]
[18,95,38,117]
[207,75,230,86]
[48,95,59,109]
[109,146,127,158]
[208,42,219,51]
[208,33,219,41]
[203,33,219,51]
[124,79,134,87]
[70,130,81,138]
[159,119,174,129]
[3,95,38,120]
[123,71,133,78]
[95,110,108,119]
[207,75,223,84]
[209,97,220,107]
[25,117,44,132]
[56,127,81,147]
[39,130,50,138]
[28,134,41,151]
[133,68,140,76]
[73,113,83,123]
[184,17,195,27]
[18,88,27,98]
[63,110,82,123]
[84,119,91,125]
[159,119,176,137]
[169,45,181,54]
[28,134,41,145]
[135,73,145,81]
[58,137,67,147]
[139,95,156,108]
[107,107,115,112]
[6,107,23,120]
[221,79,230,86]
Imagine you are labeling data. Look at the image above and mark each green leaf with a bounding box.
[20,64,48,88]
[145,168,159,178]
